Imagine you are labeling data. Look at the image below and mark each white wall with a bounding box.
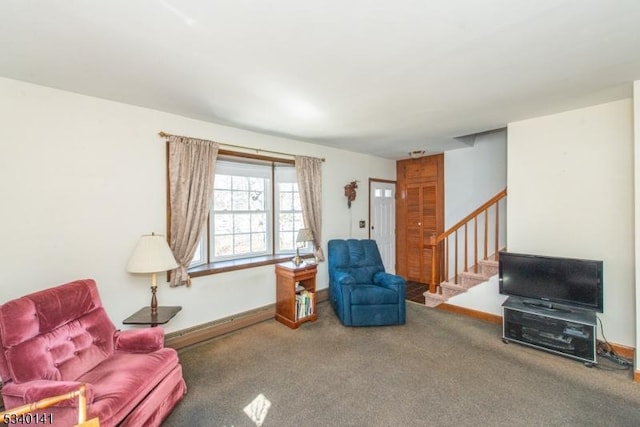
[443,130,508,313]
[0,77,395,333]
[507,99,635,346]
[444,129,508,229]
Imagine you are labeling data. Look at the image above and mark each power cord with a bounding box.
[595,316,633,370]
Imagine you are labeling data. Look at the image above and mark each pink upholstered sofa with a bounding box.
[0,279,186,426]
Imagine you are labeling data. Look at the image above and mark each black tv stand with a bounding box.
[521,300,572,314]
[502,296,597,365]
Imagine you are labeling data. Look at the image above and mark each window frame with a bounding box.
[273,166,306,256]
[210,159,273,261]
[186,150,312,277]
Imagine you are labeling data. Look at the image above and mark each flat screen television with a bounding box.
[498,251,603,312]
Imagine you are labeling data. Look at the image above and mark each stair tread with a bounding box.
[423,291,448,307]
[423,291,448,300]
[440,282,466,290]
[461,271,487,279]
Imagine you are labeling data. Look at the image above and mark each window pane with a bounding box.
[293,193,301,211]
[280,192,293,211]
[232,176,249,191]
[249,190,264,210]
[216,174,232,190]
[252,232,266,252]
[274,167,303,255]
[234,233,251,254]
[206,158,292,261]
[294,213,304,230]
[213,190,232,211]
[280,231,294,251]
[214,214,233,234]
[232,191,249,210]
[214,234,233,257]
[279,213,294,232]
[252,213,267,232]
[279,182,293,192]
[190,240,204,266]
[234,214,251,233]
[249,177,265,192]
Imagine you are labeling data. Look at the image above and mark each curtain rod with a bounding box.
[158,131,325,162]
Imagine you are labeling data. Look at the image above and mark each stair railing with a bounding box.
[425,188,507,293]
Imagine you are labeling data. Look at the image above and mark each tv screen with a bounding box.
[498,251,603,312]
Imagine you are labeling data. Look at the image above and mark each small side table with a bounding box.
[275,261,318,329]
[123,306,182,327]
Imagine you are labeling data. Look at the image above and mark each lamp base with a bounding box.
[150,285,158,316]
[292,248,304,266]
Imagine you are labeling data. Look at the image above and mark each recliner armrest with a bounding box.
[2,380,94,408]
[373,271,406,290]
[114,327,164,353]
[334,271,356,286]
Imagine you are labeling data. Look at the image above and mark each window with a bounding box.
[211,160,271,260]
[190,155,306,269]
[275,167,304,254]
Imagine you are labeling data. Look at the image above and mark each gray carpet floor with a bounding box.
[163,301,640,426]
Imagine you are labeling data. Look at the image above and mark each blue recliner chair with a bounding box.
[328,239,406,326]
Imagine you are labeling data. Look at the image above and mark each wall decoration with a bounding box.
[344,181,358,208]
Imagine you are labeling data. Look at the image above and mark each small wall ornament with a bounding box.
[344,181,358,208]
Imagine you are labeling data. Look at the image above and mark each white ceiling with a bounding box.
[2,1,639,159]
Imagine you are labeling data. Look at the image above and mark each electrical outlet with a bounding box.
[359,220,365,228]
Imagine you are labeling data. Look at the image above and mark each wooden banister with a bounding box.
[0,384,99,426]
[438,189,507,241]
[425,188,507,293]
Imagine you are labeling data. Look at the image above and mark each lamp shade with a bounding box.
[126,233,178,273]
[296,228,313,243]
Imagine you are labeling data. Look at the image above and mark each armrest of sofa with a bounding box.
[114,327,164,353]
[333,271,356,286]
[373,271,406,291]
[2,380,94,408]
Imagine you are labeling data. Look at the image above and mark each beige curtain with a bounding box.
[167,135,219,286]
[294,155,324,262]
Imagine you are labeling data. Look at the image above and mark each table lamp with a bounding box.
[292,228,313,265]
[126,232,178,315]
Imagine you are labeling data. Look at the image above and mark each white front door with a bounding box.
[370,180,396,274]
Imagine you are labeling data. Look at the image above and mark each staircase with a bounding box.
[423,189,506,308]
[424,257,499,307]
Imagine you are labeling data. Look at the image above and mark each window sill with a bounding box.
[189,254,314,277]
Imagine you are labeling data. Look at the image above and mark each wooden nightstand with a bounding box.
[123,306,182,327]
[275,261,318,329]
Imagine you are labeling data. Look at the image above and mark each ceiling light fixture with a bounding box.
[409,150,426,159]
